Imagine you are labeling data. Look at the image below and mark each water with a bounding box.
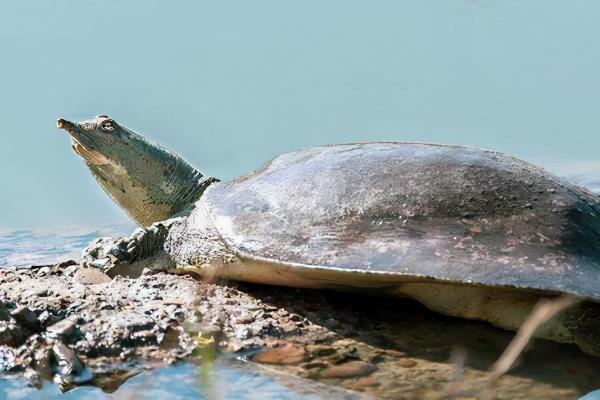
[0,224,134,268]
[0,163,599,398]
[0,359,360,400]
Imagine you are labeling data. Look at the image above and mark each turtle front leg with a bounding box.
[81,218,182,277]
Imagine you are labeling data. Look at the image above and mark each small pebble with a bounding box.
[398,358,417,368]
[320,360,377,379]
[252,343,308,365]
[73,268,112,285]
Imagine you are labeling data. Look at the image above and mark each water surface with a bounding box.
[0,359,359,400]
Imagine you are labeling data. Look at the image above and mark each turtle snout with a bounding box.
[57,118,76,132]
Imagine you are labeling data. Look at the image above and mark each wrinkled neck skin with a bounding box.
[86,133,217,227]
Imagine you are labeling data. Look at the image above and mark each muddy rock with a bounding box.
[320,360,378,379]
[252,343,307,365]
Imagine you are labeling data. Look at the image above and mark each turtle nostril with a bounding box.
[57,118,66,128]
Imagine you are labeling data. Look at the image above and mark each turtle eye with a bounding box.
[100,120,116,132]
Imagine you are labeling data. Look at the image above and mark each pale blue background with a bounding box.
[1,1,599,228]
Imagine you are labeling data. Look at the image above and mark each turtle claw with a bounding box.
[81,236,134,272]
[81,219,180,277]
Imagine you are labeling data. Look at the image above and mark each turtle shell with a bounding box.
[200,142,600,301]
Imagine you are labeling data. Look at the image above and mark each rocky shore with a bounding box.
[1,262,598,399]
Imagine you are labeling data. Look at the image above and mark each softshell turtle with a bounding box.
[57,115,600,355]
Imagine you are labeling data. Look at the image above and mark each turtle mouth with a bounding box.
[57,118,87,153]
[68,136,110,166]
[57,118,109,165]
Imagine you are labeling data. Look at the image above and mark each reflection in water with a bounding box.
[0,359,361,400]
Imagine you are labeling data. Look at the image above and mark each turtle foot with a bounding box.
[81,219,180,277]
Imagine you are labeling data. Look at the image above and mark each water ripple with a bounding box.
[0,223,135,267]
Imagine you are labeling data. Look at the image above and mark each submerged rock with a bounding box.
[251,343,307,365]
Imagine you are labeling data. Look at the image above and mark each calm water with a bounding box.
[0,224,135,268]
[0,162,599,398]
[0,359,360,400]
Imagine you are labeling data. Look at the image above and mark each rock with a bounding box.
[159,325,181,350]
[56,260,78,269]
[398,358,417,368]
[131,329,156,343]
[52,342,84,377]
[343,375,380,390]
[0,321,25,346]
[110,311,155,333]
[73,268,112,285]
[33,347,53,380]
[252,343,308,365]
[89,258,111,269]
[235,326,251,340]
[37,311,61,328]
[231,312,254,325]
[164,298,186,305]
[301,361,329,370]
[11,306,40,332]
[0,304,11,321]
[379,349,406,358]
[307,344,337,357]
[327,346,360,364]
[0,346,16,371]
[24,367,42,389]
[320,360,377,379]
[46,319,77,341]
[30,287,49,297]
[63,264,80,277]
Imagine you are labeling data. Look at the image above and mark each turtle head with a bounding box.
[57,115,217,226]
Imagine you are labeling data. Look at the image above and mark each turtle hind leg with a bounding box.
[81,218,181,277]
